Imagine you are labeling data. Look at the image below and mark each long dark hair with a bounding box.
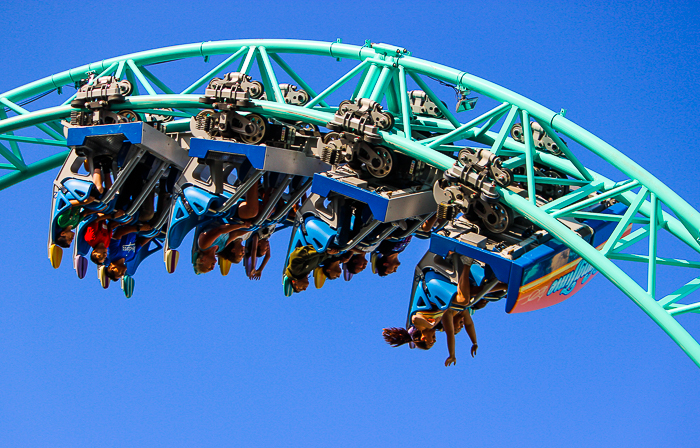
[382,327,429,350]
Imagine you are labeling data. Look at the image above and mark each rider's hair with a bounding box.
[105,266,121,281]
[90,249,104,265]
[56,233,72,248]
[382,327,429,350]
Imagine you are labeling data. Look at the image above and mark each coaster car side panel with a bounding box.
[430,202,630,313]
[509,203,631,313]
[311,173,436,222]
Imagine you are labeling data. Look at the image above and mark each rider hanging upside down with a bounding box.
[103,225,154,281]
[383,255,506,366]
[55,156,118,249]
[55,195,99,249]
[245,234,271,280]
[193,180,270,274]
[284,245,352,293]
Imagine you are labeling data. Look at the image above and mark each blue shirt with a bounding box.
[108,233,138,263]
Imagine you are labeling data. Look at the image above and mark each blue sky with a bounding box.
[0,1,699,447]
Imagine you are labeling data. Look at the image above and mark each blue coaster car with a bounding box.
[65,122,188,213]
[428,202,629,314]
[169,137,322,275]
[52,122,188,269]
[185,137,321,228]
[280,167,439,292]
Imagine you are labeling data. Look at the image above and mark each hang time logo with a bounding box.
[547,260,597,296]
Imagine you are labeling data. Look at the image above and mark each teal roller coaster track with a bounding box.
[2,39,699,367]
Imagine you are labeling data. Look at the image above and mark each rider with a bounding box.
[85,210,126,265]
[284,245,351,293]
[194,220,252,274]
[55,195,98,248]
[441,256,507,366]
[245,234,271,280]
[383,254,506,366]
[103,224,154,281]
[372,235,412,277]
[192,181,261,274]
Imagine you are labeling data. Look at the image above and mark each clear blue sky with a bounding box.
[0,1,699,447]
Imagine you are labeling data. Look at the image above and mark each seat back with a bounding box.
[303,215,336,253]
[73,214,99,258]
[164,195,207,251]
[182,185,228,217]
[126,237,164,276]
[406,268,455,328]
[406,251,496,327]
[48,188,75,247]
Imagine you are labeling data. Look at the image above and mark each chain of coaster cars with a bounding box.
[48,71,620,323]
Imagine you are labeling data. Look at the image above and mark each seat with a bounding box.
[182,185,227,217]
[48,179,111,262]
[126,237,164,277]
[406,251,497,328]
[303,216,336,253]
[162,193,217,273]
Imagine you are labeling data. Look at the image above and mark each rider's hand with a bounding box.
[445,356,456,367]
[471,344,478,357]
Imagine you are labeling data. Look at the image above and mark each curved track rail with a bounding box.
[2,39,699,366]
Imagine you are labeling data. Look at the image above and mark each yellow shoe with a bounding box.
[313,267,327,289]
[219,257,231,276]
[49,244,62,269]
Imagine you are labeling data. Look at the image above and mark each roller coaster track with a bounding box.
[1,39,699,367]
